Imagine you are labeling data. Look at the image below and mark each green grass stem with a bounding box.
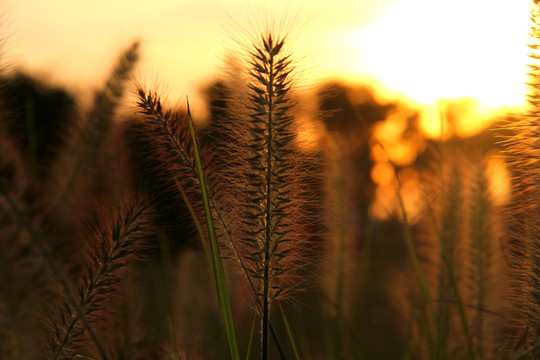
[245,312,257,360]
[186,101,240,360]
[175,179,211,263]
[279,303,301,360]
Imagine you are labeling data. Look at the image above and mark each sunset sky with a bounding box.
[2,0,531,128]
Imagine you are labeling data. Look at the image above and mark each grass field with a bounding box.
[1,5,540,360]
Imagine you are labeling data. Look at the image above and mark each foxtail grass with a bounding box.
[45,41,139,217]
[135,89,253,296]
[0,43,145,360]
[135,90,242,359]
[466,161,496,359]
[320,133,364,359]
[417,152,475,359]
[229,32,311,360]
[136,28,311,359]
[501,1,540,353]
[427,161,478,359]
[1,172,109,360]
[45,197,150,360]
[436,164,463,354]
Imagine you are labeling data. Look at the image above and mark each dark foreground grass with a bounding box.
[2,7,540,360]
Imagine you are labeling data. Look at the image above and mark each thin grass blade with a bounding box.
[186,101,240,360]
[279,303,301,360]
[245,311,257,360]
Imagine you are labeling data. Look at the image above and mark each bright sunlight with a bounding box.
[3,0,531,133]
[339,0,530,107]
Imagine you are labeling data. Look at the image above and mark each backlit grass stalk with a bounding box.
[324,136,350,320]
[502,2,540,350]
[428,208,475,360]
[321,134,361,359]
[135,90,258,298]
[46,198,149,360]
[279,303,300,360]
[239,33,305,360]
[467,163,494,359]
[47,41,139,214]
[434,164,468,358]
[0,182,108,360]
[395,173,439,359]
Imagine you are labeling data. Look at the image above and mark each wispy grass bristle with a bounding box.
[45,197,150,360]
[225,31,311,359]
[134,89,258,304]
[501,2,540,353]
[4,5,540,360]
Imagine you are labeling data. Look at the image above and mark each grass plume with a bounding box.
[502,1,540,352]
[135,89,255,294]
[45,41,139,216]
[4,7,540,360]
[45,197,150,360]
[228,31,311,359]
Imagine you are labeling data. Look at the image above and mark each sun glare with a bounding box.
[344,0,530,107]
[3,0,532,137]
[322,0,531,139]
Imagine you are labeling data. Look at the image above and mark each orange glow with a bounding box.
[370,167,422,221]
[341,0,530,107]
[419,97,498,139]
[372,106,425,165]
[337,0,530,137]
[486,153,511,206]
[4,0,530,123]
[374,113,406,143]
[371,162,395,187]
[294,115,326,152]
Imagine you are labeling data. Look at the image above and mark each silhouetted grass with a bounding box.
[2,7,540,360]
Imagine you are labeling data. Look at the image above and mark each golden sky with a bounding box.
[2,0,531,121]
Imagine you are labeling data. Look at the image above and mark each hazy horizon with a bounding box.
[2,0,531,135]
